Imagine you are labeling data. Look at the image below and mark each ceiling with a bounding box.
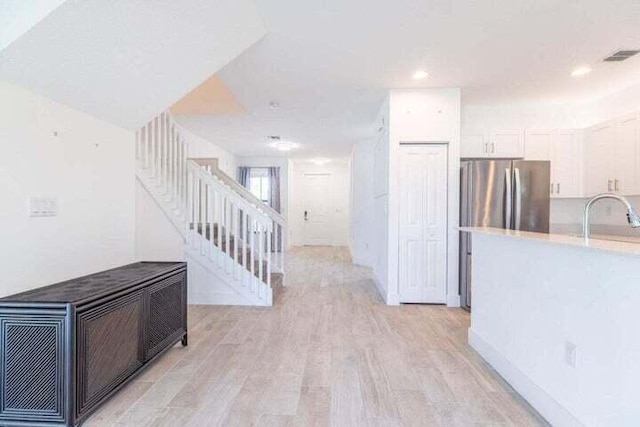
[170,75,245,115]
[0,0,66,52]
[176,0,640,158]
[0,0,266,129]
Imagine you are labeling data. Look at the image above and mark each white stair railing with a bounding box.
[192,159,286,274]
[135,111,284,305]
[135,112,189,237]
[187,160,273,303]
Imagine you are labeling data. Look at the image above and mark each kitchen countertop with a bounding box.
[460,226,640,257]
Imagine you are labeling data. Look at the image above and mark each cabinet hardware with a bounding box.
[556,183,560,194]
[608,180,613,192]
[615,179,620,192]
[484,143,488,154]
[490,143,495,154]
[550,183,554,194]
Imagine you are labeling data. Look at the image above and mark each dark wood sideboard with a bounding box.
[0,262,187,427]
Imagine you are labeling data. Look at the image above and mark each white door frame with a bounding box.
[397,142,449,304]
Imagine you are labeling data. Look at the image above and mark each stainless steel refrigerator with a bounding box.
[459,160,550,310]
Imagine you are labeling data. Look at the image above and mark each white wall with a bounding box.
[386,89,462,306]
[462,80,640,132]
[135,124,238,261]
[135,181,186,262]
[462,102,586,131]
[374,100,391,298]
[290,159,350,247]
[180,125,237,175]
[582,80,640,126]
[0,80,136,296]
[349,140,375,266]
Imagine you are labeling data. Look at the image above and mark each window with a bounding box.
[249,168,270,204]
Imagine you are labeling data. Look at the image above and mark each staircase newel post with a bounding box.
[267,223,272,291]
[250,215,256,294]
[233,203,239,280]
[258,223,264,300]
[242,211,247,287]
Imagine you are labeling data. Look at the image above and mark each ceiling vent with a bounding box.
[603,50,640,62]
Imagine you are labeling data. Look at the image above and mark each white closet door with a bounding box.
[398,144,448,303]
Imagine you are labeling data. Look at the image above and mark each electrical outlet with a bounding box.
[565,341,577,367]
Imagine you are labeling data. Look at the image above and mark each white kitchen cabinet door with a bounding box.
[616,113,639,195]
[460,132,488,158]
[524,129,553,161]
[552,130,583,198]
[490,129,525,158]
[584,121,616,197]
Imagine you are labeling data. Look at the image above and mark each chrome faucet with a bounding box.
[583,193,640,240]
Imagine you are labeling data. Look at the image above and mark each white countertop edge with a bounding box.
[459,227,640,257]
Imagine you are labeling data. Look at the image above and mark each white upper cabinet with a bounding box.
[524,129,583,198]
[585,121,615,196]
[616,113,640,195]
[552,130,583,198]
[584,115,640,197]
[524,129,553,161]
[489,129,524,158]
[461,129,524,158]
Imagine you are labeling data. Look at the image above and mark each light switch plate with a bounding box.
[29,197,58,217]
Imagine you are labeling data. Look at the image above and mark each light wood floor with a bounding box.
[85,246,547,426]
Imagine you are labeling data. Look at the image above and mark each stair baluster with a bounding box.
[135,111,282,306]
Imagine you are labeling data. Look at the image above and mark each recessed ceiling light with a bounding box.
[571,66,592,77]
[412,70,429,80]
[268,139,299,152]
[311,158,331,165]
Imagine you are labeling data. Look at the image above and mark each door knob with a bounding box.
[304,210,308,221]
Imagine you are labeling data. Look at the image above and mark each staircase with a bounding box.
[135,112,285,306]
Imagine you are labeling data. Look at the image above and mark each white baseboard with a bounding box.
[372,274,394,305]
[447,293,461,307]
[386,293,400,306]
[468,328,583,427]
[351,256,371,267]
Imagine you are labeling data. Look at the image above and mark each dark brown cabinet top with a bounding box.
[0,262,186,306]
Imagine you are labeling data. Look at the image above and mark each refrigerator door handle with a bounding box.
[504,168,512,229]
[514,167,522,230]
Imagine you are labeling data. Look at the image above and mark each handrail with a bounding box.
[192,158,286,226]
[187,160,272,231]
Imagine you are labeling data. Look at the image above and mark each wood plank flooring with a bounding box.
[85,246,547,426]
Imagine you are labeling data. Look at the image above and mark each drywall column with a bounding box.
[386,89,461,306]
